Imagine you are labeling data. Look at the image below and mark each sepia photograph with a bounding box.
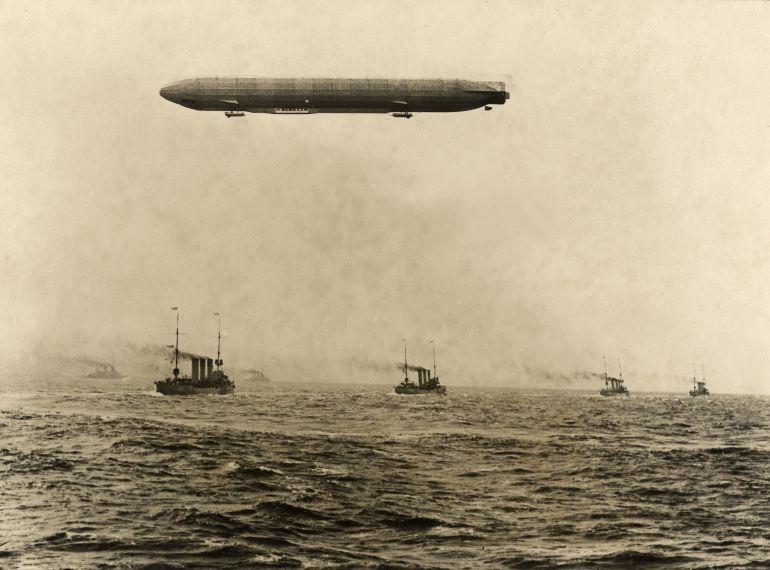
[2,0,770,567]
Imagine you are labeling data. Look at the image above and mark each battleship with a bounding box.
[689,365,710,397]
[83,362,124,379]
[600,357,629,397]
[154,310,234,396]
[395,342,446,395]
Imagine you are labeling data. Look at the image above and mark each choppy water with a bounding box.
[1,375,769,568]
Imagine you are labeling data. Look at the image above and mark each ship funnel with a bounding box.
[191,358,199,380]
[206,358,213,379]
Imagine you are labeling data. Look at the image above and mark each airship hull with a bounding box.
[159,78,509,116]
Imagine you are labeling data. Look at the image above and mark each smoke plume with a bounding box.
[522,363,604,385]
[397,362,431,373]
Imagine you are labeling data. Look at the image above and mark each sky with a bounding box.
[2,1,770,392]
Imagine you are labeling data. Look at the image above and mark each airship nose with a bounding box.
[159,82,179,102]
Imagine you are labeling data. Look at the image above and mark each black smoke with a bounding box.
[523,364,604,385]
[396,362,431,373]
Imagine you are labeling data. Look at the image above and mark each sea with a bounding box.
[1,375,769,568]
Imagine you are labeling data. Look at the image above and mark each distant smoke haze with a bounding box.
[521,364,604,387]
[74,355,110,368]
[341,356,396,374]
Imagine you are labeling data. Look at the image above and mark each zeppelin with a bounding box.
[159,77,509,118]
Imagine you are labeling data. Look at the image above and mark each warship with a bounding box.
[600,357,629,397]
[395,342,446,395]
[243,368,271,382]
[154,310,234,396]
[84,362,125,379]
[689,365,710,397]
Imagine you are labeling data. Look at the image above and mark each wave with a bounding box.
[36,532,134,552]
[5,451,79,474]
[223,462,284,479]
[151,507,252,536]
[233,501,330,522]
[380,512,447,531]
[191,543,256,558]
[584,549,701,565]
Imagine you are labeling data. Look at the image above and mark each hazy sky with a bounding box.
[2,1,770,392]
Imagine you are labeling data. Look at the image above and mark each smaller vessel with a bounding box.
[394,342,446,395]
[154,310,235,396]
[243,368,271,382]
[84,362,125,379]
[600,356,629,396]
[689,365,710,397]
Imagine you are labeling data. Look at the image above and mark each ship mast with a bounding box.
[692,362,697,389]
[404,341,408,381]
[214,312,222,370]
[431,340,438,380]
[603,355,608,387]
[171,307,179,379]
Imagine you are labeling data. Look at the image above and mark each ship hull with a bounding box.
[600,389,629,397]
[395,386,447,395]
[689,390,709,397]
[155,381,234,396]
[84,374,125,379]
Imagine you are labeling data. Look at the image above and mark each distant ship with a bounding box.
[395,342,446,395]
[154,310,234,396]
[84,363,125,379]
[689,365,710,397]
[600,357,629,397]
[243,368,271,382]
